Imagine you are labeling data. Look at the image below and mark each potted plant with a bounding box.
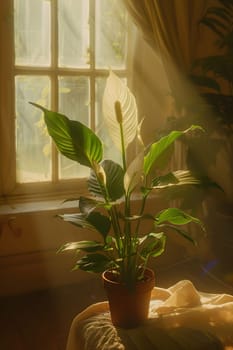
[31,71,208,328]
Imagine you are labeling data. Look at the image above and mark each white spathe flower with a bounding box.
[103,71,138,150]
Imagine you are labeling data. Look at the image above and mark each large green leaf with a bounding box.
[58,211,111,238]
[30,103,103,168]
[103,71,138,150]
[152,170,206,189]
[73,253,114,273]
[58,213,96,230]
[163,225,196,245]
[155,208,202,227]
[88,160,125,201]
[58,240,105,253]
[143,125,203,176]
[87,212,111,238]
[140,232,166,260]
[79,196,103,214]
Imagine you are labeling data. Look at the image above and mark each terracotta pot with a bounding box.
[102,268,155,328]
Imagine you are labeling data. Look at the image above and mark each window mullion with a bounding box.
[51,0,59,182]
[89,0,95,131]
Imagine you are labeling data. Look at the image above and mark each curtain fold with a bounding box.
[125,0,208,72]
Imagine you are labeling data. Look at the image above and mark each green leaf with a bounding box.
[140,232,166,260]
[155,208,203,227]
[143,125,204,176]
[87,212,111,238]
[79,196,102,214]
[152,170,206,189]
[58,211,111,238]
[59,240,105,253]
[88,160,125,201]
[103,71,138,150]
[189,74,220,92]
[192,55,233,83]
[58,213,97,230]
[165,225,196,245]
[30,103,103,168]
[73,253,113,273]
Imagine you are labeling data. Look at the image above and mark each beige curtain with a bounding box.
[0,1,15,197]
[125,0,208,73]
[125,1,210,172]
[125,0,233,201]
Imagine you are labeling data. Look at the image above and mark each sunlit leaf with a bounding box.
[73,253,114,273]
[58,240,105,253]
[155,208,203,226]
[58,213,96,230]
[30,103,103,168]
[140,232,166,260]
[143,125,204,176]
[152,170,205,189]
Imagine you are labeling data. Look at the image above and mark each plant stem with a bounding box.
[135,192,148,237]
[93,166,123,261]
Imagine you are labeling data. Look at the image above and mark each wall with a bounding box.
[0,203,99,296]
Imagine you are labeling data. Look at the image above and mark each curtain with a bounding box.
[125,0,213,117]
[125,0,233,200]
[125,0,208,72]
[0,1,15,197]
[125,0,210,176]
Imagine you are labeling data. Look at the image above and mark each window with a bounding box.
[0,0,129,203]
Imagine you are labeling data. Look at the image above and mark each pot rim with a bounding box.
[102,268,155,291]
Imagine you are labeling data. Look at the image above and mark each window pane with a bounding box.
[95,0,127,69]
[14,0,51,66]
[96,78,121,164]
[15,76,51,183]
[58,76,90,179]
[58,0,89,68]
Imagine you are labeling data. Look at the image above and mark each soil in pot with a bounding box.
[102,268,155,328]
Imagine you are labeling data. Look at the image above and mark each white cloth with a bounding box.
[66,280,233,350]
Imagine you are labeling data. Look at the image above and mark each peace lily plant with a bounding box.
[31,72,206,289]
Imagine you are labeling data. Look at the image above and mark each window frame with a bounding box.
[0,0,132,204]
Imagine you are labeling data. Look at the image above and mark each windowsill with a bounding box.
[0,192,161,216]
[0,199,78,216]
